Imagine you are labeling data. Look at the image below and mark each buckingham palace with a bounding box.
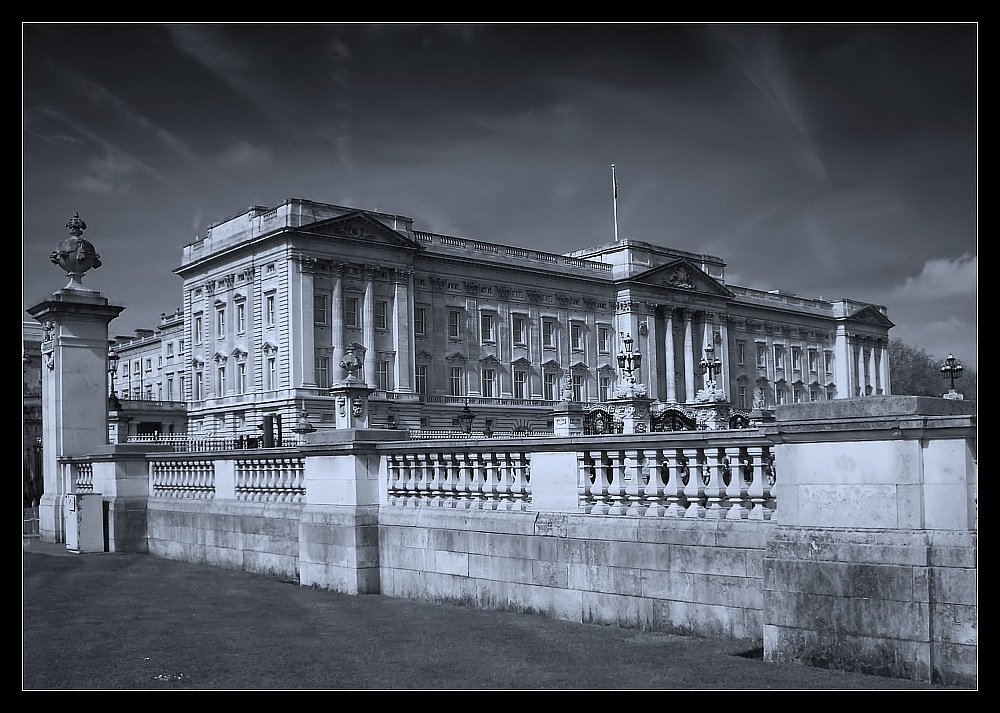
[108,197,893,435]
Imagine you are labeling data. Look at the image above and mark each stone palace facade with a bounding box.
[111,198,893,435]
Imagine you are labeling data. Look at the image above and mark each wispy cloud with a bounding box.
[891,254,977,300]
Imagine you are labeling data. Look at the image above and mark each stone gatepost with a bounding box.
[26,214,124,544]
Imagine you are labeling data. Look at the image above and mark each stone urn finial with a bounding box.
[50,213,102,289]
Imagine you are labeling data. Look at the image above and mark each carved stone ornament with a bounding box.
[664,265,694,289]
[50,213,102,289]
[351,397,365,417]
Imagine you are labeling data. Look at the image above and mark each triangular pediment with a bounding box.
[511,357,532,368]
[842,304,895,329]
[302,211,421,250]
[625,259,733,298]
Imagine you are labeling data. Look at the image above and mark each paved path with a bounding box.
[22,538,963,690]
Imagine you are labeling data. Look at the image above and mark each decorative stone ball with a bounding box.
[50,236,102,276]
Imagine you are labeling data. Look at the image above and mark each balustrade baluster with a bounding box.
[704,448,726,519]
[589,450,610,515]
[624,449,645,516]
[402,454,417,506]
[723,447,748,519]
[745,446,766,520]
[455,452,472,507]
[607,450,627,515]
[683,448,706,518]
[663,449,686,517]
[510,453,529,509]
[440,452,455,507]
[643,449,666,517]
[496,452,513,510]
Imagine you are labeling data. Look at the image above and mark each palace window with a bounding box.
[738,384,748,409]
[345,297,360,329]
[756,344,767,368]
[598,326,611,354]
[449,366,464,396]
[791,347,802,371]
[513,370,527,399]
[217,365,226,395]
[481,368,496,398]
[824,351,834,375]
[415,365,428,396]
[809,349,819,374]
[512,315,526,346]
[376,360,390,391]
[265,293,275,328]
[543,371,557,401]
[216,306,226,338]
[774,385,785,405]
[571,373,584,402]
[414,308,426,336]
[571,323,584,352]
[599,374,612,402]
[315,354,330,389]
[448,311,461,339]
[542,319,556,349]
[166,377,174,400]
[266,357,276,390]
[237,362,247,394]
[376,301,388,330]
[481,313,495,344]
[737,341,746,366]
[314,294,328,325]
[773,345,785,371]
[194,314,203,345]
[167,342,174,357]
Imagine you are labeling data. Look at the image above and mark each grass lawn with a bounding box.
[23,550,967,690]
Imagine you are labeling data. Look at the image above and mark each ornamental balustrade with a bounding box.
[578,443,775,519]
[70,462,94,493]
[151,460,216,499]
[120,432,775,519]
[385,449,531,510]
[128,432,301,452]
[235,457,305,503]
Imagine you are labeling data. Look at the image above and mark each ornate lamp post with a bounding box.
[699,344,723,385]
[457,403,476,435]
[615,333,644,397]
[292,400,317,435]
[107,347,122,411]
[941,353,964,400]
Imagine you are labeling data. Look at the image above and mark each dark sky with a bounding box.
[22,23,977,368]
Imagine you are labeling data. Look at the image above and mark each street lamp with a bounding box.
[107,347,122,410]
[617,333,642,380]
[457,403,476,435]
[699,345,723,384]
[941,353,964,398]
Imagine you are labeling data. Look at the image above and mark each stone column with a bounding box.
[683,310,695,403]
[393,269,413,392]
[834,325,852,399]
[879,340,891,395]
[362,267,376,387]
[291,256,317,388]
[664,307,677,403]
[28,295,124,543]
[718,314,731,397]
[331,264,345,380]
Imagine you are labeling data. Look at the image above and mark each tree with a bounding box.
[888,338,977,400]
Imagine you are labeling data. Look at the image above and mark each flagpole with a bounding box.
[611,164,619,242]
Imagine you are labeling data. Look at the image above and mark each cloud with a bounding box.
[215,141,274,169]
[891,253,977,300]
